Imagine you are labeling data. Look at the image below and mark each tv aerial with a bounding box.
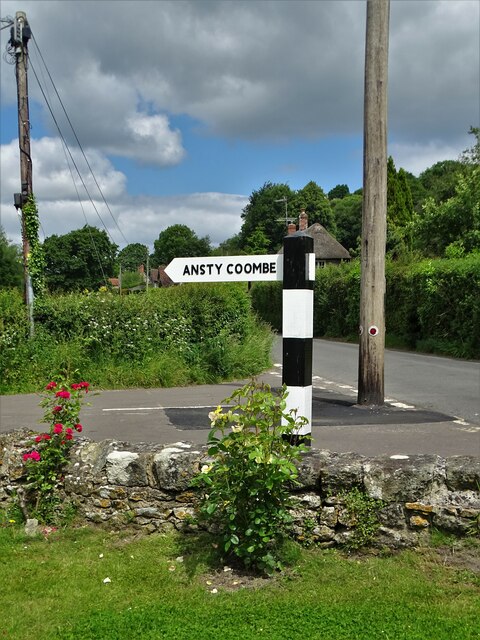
[274,197,295,226]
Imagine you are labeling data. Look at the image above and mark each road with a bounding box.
[273,338,480,426]
[1,339,479,457]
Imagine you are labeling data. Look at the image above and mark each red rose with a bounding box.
[65,433,73,441]
[30,451,41,461]
[74,423,83,432]
[35,435,42,443]
[53,405,62,413]
[66,427,73,436]
[53,423,63,434]
[71,383,81,390]
[43,434,51,441]
[46,381,57,390]
[55,390,71,399]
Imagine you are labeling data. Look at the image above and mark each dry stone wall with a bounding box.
[1,429,479,548]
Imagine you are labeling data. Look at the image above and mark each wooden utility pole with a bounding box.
[11,11,34,332]
[358,0,390,405]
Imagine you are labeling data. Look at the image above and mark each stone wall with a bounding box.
[1,429,479,548]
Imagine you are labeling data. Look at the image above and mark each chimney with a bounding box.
[288,222,296,235]
[299,209,308,232]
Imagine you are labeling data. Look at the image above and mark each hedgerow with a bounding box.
[0,284,273,394]
[251,254,480,359]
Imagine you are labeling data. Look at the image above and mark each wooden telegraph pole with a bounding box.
[358,0,390,405]
[10,11,35,332]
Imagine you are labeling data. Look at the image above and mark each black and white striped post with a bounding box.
[282,231,315,445]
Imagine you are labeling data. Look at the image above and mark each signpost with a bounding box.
[165,237,315,443]
[164,255,283,283]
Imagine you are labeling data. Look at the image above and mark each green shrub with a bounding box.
[252,255,480,359]
[0,284,273,393]
[193,381,308,574]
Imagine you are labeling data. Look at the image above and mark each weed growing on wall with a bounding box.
[193,380,308,574]
[339,487,384,551]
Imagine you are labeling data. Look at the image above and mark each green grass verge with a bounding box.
[1,524,478,640]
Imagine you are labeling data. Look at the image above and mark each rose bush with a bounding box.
[21,377,91,523]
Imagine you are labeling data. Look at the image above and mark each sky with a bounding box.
[0,0,479,252]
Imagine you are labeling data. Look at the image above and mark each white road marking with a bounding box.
[103,405,216,412]
[390,402,416,409]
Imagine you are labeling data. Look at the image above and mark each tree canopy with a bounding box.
[43,225,118,291]
[414,165,480,257]
[151,224,211,266]
[239,182,295,253]
[328,184,350,200]
[117,243,149,272]
[292,181,336,233]
[0,227,23,289]
[331,194,363,254]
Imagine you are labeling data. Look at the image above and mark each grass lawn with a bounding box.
[1,523,479,640]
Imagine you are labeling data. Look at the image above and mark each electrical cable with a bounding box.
[30,32,129,246]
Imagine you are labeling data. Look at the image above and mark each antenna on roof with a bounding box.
[274,197,295,225]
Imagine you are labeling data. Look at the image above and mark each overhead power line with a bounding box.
[28,31,129,246]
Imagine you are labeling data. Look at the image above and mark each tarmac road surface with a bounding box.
[1,363,479,458]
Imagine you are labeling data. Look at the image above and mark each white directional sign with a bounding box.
[164,255,283,283]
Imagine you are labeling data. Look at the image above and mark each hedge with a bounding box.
[0,284,273,393]
[251,254,480,359]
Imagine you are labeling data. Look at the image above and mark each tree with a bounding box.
[0,227,23,289]
[120,270,145,289]
[459,126,480,166]
[331,194,363,253]
[402,170,427,212]
[292,181,336,233]
[419,160,465,203]
[414,165,480,257]
[117,243,149,272]
[212,234,244,256]
[151,224,211,266]
[386,156,415,256]
[328,184,350,200]
[43,226,118,291]
[239,182,295,253]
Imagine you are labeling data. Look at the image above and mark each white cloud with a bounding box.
[389,139,468,177]
[0,137,245,249]
[2,0,477,152]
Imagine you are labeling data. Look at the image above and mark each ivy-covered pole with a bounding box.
[10,12,44,335]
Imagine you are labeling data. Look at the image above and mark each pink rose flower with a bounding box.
[55,390,71,399]
[23,451,41,462]
[53,423,63,434]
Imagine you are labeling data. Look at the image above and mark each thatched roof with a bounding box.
[279,223,351,261]
[305,223,351,260]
